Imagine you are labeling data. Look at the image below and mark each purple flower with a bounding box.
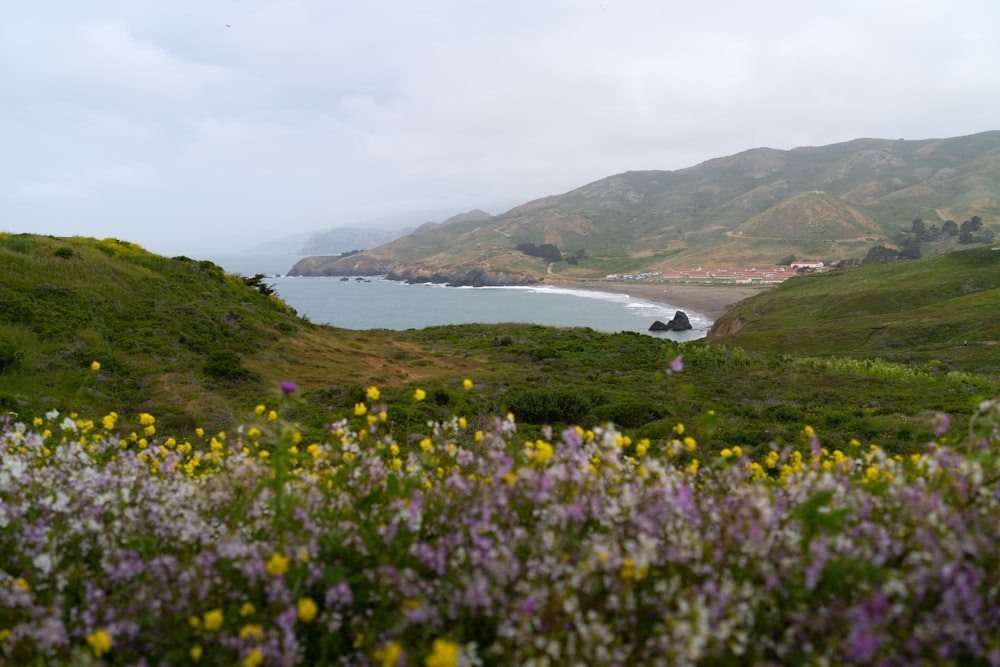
[279,381,298,395]
[667,354,683,375]
[931,412,950,437]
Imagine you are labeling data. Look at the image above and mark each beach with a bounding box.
[550,280,767,320]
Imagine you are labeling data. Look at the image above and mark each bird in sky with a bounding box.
[225,24,231,28]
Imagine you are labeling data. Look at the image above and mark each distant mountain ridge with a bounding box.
[290,131,1000,281]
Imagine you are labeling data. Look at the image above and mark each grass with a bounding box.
[5,234,1000,664]
[2,234,998,457]
[710,246,1000,373]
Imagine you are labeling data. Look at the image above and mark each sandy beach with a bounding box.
[549,280,767,321]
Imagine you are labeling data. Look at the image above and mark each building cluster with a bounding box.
[608,261,828,285]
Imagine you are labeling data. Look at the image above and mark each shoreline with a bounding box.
[548,280,767,321]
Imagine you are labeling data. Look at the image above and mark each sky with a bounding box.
[2,0,999,257]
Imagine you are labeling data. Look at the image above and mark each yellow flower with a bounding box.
[139,413,156,427]
[190,645,203,662]
[266,552,289,577]
[202,608,224,632]
[534,441,554,464]
[239,624,262,639]
[458,416,467,429]
[297,597,318,623]
[366,386,381,401]
[376,641,404,667]
[13,577,30,592]
[267,410,278,421]
[354,402,367,416]
[86,628,112,658]
[425,638,459,667]
[0,629,10,644]
[90,361,101,371]
[463,378,474,390]
[254,404,266,415]
[196,427,205,438]
[239,602,256,617]
[244,648,264,667]
[414,388,426,401]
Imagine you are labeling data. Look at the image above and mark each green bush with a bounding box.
[203,349,250,382]
[503,387,593,424]
[0,343,23,372]
[590,399,665,428]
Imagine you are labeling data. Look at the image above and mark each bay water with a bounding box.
[204,252,710,339]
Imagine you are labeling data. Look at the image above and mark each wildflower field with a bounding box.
[4,372,1000,666]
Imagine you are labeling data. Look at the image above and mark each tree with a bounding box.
[911,218,927,240]
[863,245,900,263]
[898,235,922,259]
[961,217,984,233]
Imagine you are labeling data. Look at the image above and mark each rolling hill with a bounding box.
[2,233,998,453]
[290,131,1000,281]
[0,234,479,435]
[707,245,1000,373]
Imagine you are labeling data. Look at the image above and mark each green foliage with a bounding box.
[590,398,666,427]
[203,350,251,382]
[712,246,1000,373]
[503,387,593,424]
[0,234,305,433]
[0,342,22,372]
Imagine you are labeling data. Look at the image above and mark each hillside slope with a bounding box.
[0,234,477,434]
[707,246,1000,372]
[292,131,1000,280]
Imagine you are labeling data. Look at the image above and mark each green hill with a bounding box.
[708,246,1000,372]
[0,234,478,434]
[3,233,998,455]
[291,131,1000,280]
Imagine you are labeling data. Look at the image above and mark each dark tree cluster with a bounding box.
[516,243,563,263]
[907,216,991,244]
[863,245,901,263]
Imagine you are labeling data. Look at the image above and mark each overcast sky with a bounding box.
[2,1,998,257]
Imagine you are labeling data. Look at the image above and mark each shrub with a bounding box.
[503,387,592,424]
[589,398,665,427]
[0,343,23,372]
[203,349,250,381]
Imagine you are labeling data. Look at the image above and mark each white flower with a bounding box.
[34,553,53,575]
[45,409,60,421]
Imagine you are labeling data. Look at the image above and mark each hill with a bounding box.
[3,233,997,454]
[707,246,1000,373]
[291,131,1000,281]
[0,234,477,434]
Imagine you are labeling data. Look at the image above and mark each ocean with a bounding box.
[203,252,711,339]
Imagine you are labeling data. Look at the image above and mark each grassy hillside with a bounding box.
[0,234,477,435]
[709,246,1000,372]
[294,131,1000,279]
[3,233,997,456]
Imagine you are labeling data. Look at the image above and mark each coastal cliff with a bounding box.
[287,256,539,287]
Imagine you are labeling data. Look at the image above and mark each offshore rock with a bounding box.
[649,311,692,332]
